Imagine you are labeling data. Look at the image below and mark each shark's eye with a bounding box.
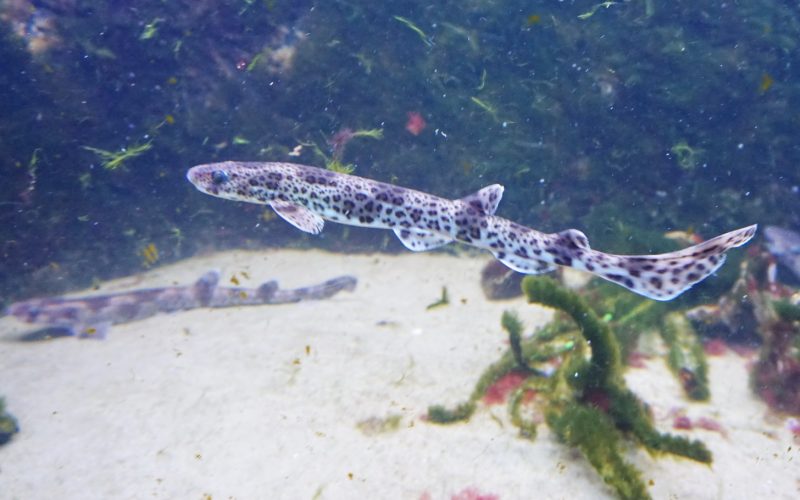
[211,170,229,185]
[27,306,40,321]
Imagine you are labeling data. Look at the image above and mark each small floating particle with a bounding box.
[139,243,159,267]
[759,73,774,93]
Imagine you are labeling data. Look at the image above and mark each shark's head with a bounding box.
[6,300,43,324]
[187,161,246,200]
[187,161,287,205]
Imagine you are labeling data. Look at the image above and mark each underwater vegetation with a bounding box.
[685,246,800,415]
[428,276,710,500]
[580,279,711,401]
[82,142,153,171]
[480,257,715,402]
[306,127,383,174]
[755,300,800,414]
[0,397,19,446]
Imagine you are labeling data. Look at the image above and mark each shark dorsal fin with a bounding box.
[460,184,504,215]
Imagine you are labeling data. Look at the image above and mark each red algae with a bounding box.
[451,487,500,500]
[703,338,728,356]
[670,411,726,436]
[696,416,726,436]
[328,127,356,158]
[627,350,650,368]
[673,415,693,430]
[405,111,426,135]
[483,370,528,405]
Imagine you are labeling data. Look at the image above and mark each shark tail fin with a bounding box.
[580,224,757,301]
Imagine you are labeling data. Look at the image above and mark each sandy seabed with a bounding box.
[0,249,798,499]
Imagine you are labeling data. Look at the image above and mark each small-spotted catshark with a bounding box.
[5,271,357,339]
[187,161,756,301]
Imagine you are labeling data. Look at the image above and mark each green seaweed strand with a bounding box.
[522,276,622,389]
[661,312,710,400]
[502,310,526,367]
[607,386,711,462]
[773,300,800,322]
[547,402,648,500]
[0,397,19,446]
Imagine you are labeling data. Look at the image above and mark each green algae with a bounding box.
[427,276,711,500]
[773,300,800,323]
[579,277,711,401]
[82,142,153,171]
[548,402,648,500]
[661,312,710,401]
[426,286,450,310]
[0,397,19,446]
[670,140,704,171]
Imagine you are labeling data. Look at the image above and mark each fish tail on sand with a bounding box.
[576,224,757,300]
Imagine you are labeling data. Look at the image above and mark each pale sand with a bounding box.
[0,249,797,499]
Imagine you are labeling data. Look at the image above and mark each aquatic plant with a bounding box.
[578,1,621,20]
[306,127,384,174]
[483,256,715,402]
[428,276,710,500]
[0,397,19,446]
[392,16,433,47]
[752,299,800,414]
[426,286,450,310]
[82,142,153,171]
[684,252,799,413]
[669,140,703,171]
[661,312,710,400]
[568,276,712,401]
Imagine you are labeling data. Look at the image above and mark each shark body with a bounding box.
[5,271,357,338]
[187,161,756,301]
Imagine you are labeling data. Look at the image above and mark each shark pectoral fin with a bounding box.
[393,228,454,251]
[492,251,556,275]
[460,184,504,215]
[76,322,111,339]
[257,280,279,301]
[270,202,324,234]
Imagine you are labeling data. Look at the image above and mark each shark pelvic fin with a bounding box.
[492,251,557,275]
[393,228,454,251]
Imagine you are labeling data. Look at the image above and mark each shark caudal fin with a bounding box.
[580,224,757,301]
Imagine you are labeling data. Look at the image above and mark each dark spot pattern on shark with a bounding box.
[5,271,357,339]
[187,161,757,301]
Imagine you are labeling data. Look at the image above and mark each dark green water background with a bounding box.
[1,0,797,303]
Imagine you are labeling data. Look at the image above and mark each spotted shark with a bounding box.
[5,271,357,339]
[187,161,757,301]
